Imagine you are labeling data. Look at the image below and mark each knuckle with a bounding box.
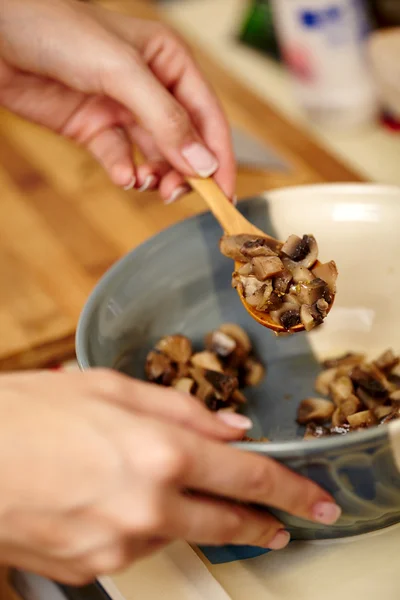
[247,460,277,499]
[124,503,167,536]
[89,368,127,399]
[152,436,190,484]
[86,549,128,576]
[215,508,245,544]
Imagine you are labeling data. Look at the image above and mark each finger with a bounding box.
[166,493,288,549]
[129,124,190,202]
[182,436,341,525]
[172,63,236,199]
[102,46,219,181]
[86,126,136,189]
[91,371,252,440]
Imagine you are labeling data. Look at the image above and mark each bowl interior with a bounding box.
[77,184,400,442]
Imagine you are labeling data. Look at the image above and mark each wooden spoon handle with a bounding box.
[187,177,269,238]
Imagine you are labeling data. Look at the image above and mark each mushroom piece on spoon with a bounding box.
[187,177,337,334]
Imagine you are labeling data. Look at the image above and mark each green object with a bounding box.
[238,0,281,60]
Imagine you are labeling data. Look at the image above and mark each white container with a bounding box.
[270,0,379,130]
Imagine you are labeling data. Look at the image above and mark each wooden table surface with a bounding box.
[0,1,364,595]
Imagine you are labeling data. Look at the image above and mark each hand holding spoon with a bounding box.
[187,177,337,334]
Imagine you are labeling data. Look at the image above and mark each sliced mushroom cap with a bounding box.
[231,389,247,404]
[218,324,252,354]
[322,353,366,370]
[292,265,314,283]
[331,396,361,427]
[304,422,330,440]
[390,390,400,402]
[281,234,318,268]
[374,349,399,373]
[297,397,335,424]
[237,262,253,277]
[356,387,386,410]
[251,256,284,281]
[295,278,330,306]
[245,280,273,311]
[270,303,301,330]
[347,410,377,429]
[315,298,329,318]
[315,367,340,396]
[374,405,393,421]
[312,261,338,293]
[330,375,354,406]
[205,330,236,358]
[155,335,192,364]
[189,367,238,403]
[173,377,196,394]
[220,234,279,262]
[145,351,177,386]
[300,304,320,332]
[273,269,293,294]
[381,403,400,424]
[243,358,265,387]
[191,351,223,372]
[351,364,390,398]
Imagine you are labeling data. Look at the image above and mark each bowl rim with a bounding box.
[76,182,400,453]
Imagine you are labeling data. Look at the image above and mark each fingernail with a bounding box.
[165,185,190,205]
[123,176,136,191]
[312,502,342,525]
[268,530,290,550]
[232,194,238,206]
[182,143,219,178]
[138,175,156,192]
[216,411,253,430]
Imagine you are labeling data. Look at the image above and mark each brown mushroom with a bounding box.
[356,388,386,410]
[173,377,196,394]
[374,349,399,373]
[312,261,338,293]
[374,405,393,421]
[205,330,236,358]
[251,256,284,281]
[329,375,354,405]
[218,324,252,355]
[281,234,318,268]
[220,234,279,262]
[273,269,293,294]
[245,280,274,311]
[322,353,365,369]
[347,410,377,429]
[315,367,340,396]
[145,351,177,386]
[300,303,323,331]
[243,358,265,387]
[297,397,335,424]
[231,389,247,405]
[295,278,330,306]
[381,403,400,424]
[191,351,223,372]
[155,335,192,364]
[351,364,390,399]
[292,265,314,283]
[331,397,360,427]
[189,367,238,402]
[390,390,400,402]
[270,303,301,330]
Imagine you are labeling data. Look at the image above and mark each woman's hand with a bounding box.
[0,369,340,585]
[0,0,235,203]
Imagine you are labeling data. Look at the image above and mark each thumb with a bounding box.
[103,47,219,179]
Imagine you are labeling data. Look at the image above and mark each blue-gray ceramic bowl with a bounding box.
[76,184,400,541]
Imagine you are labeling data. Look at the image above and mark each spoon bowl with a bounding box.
[188,177,335,334]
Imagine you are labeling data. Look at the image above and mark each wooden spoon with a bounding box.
[188,177,334,334]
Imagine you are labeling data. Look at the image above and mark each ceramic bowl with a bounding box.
[76,183,400,541]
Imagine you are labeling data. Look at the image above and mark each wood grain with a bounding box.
[0,0,364,372]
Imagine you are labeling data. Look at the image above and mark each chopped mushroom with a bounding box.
[297,397,335,424]
[270,303,301,330]
[312,261,338,294]
[351,364,390,398]
[322,353,365,370]
[251,256,284,281]
[347,410,377,429]
[330,375,354,406]
[300,304,319,332]
[304,423,330,440]
[374,349,399,373]
[191,351,223,372]
[155,335,192,363]
[281,234,318,268]
[218,323,252,354]
[173,377,196,394]
[224,231,334,331]
[220,234,279,262]
[205,330,236,358]
[243,358,265,387]
[145,351,177,386]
